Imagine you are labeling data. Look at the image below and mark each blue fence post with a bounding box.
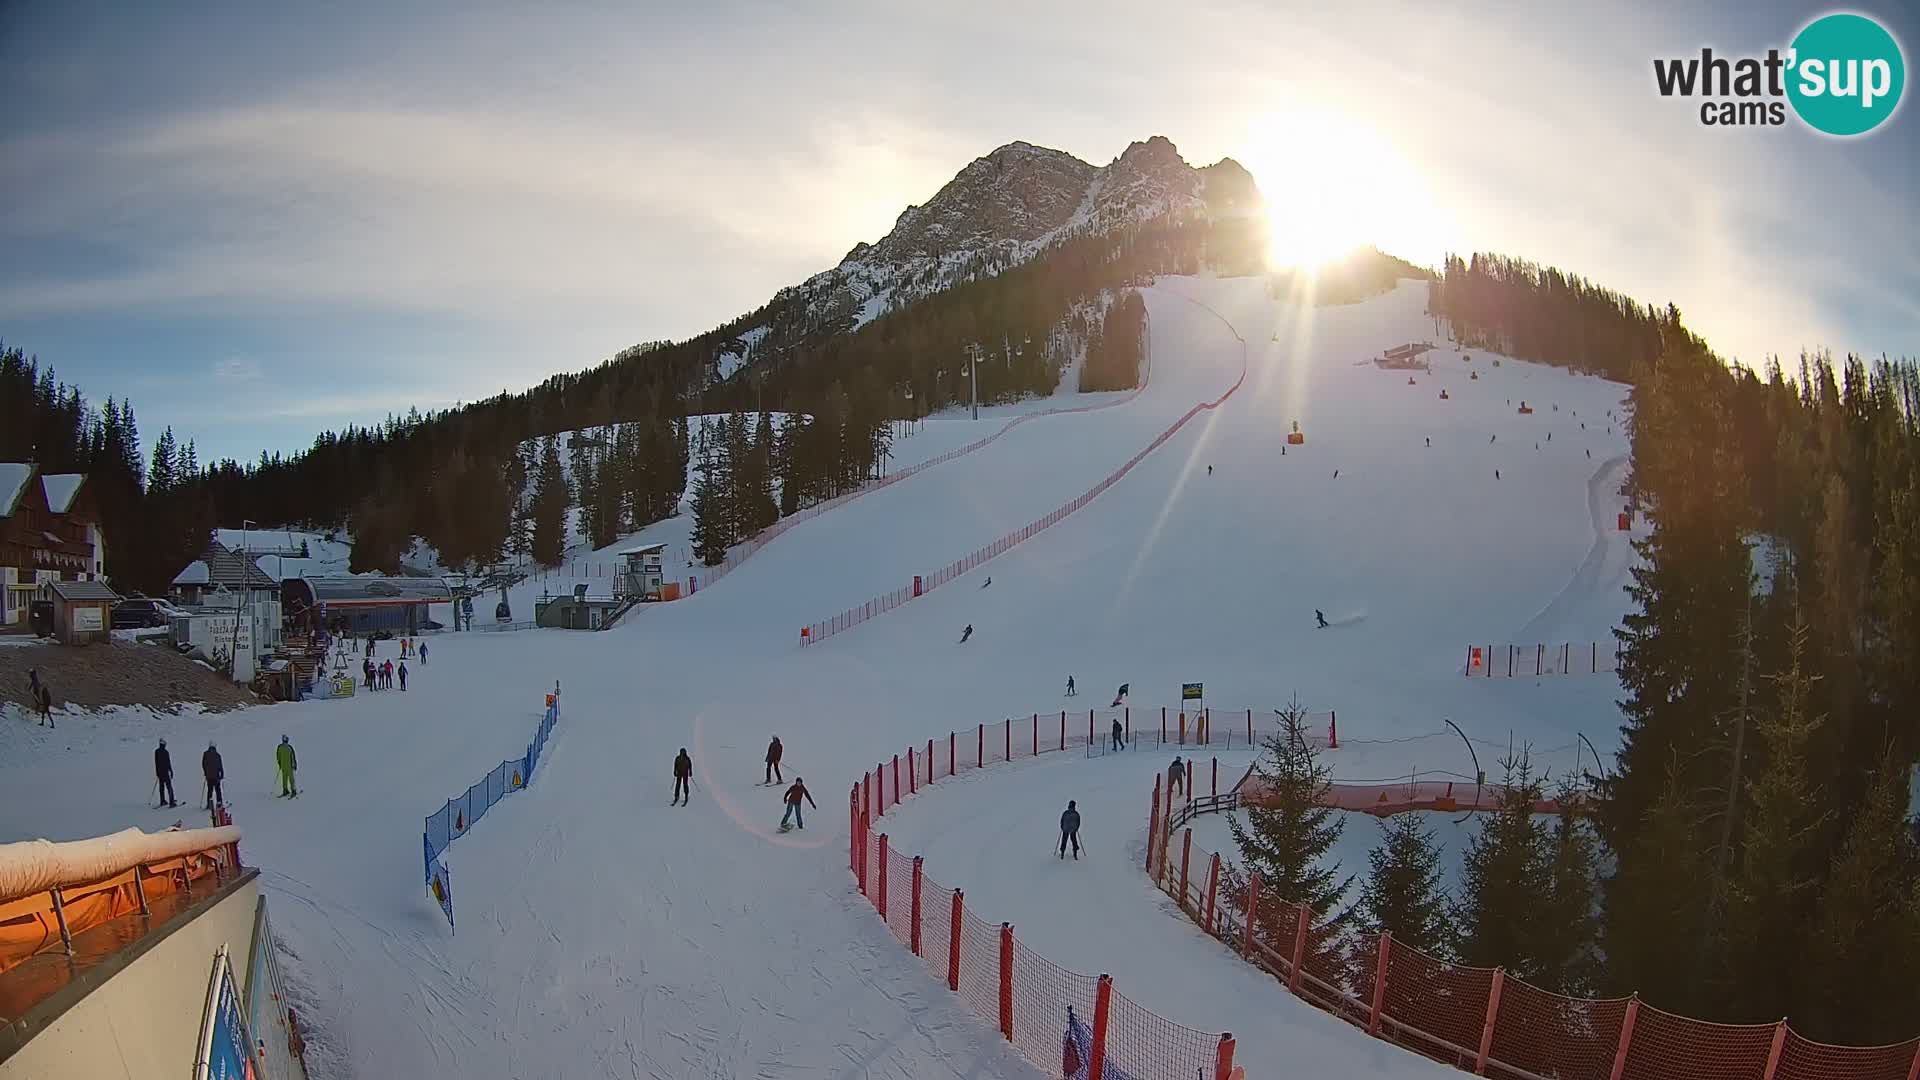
[423,832,433,884]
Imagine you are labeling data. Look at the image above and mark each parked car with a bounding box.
[112,597,184,629]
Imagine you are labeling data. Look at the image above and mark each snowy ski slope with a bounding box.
[0,275,1638,1078]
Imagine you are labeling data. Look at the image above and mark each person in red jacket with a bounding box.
[781,778,816,830]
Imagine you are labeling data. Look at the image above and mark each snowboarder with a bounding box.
[276,735,298,798]
[398,660,408,691]
[959,624,973,644]
[418,641,429,665]
[981,577,991,589]
[1110,682,1130,708]
[780,777,816,830]
[155,738,177,808]
[1169,758,1185,797]
[1316,609,1329,629]
[1058,800,1082,859]
[765,736,784,785]
[1065,675,1076,697]
[672,748,693,805]
[1333,469,1339,479]
[202,742,225,810]
[1490,434,1497,444]
[1110,717,1124,752]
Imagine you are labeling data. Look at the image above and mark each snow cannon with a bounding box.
[1286,420,1305,446]
[1517,401,1534,415]
[1439,389,1450,400]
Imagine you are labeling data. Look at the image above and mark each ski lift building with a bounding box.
[615,543,667,601]
[281,575,451,635]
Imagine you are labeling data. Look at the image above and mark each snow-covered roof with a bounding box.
[48,579,119,602]
[40,473,84,513]
[292,575,452,605]
[213,527,307,554]
[615,543,667,556]
[0,463,33,516]
[173,560,212,586]
[255,555,327,582]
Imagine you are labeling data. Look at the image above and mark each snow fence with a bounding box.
[799,300,1240,647]
[848,717,1248,1080]
[420,686,560,930]
[1147,785,1920,1080]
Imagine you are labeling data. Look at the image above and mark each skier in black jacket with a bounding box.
[1058,801,1082,859]
[202,743,225,810]
[672,748,693,806]
[1110,717,1125,752]
[765,736,784,785]
[155,739,177,808]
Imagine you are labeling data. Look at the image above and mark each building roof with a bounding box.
[298,575,452,606]
[40,474,84,513]
[0,463,34,517]
[616,543,667,556]
[48,580,119,602]
[213,528,307,555]
[255,555,326,582]
[179,540,278,590]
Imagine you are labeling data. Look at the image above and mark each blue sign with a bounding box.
[196,947,259,1079]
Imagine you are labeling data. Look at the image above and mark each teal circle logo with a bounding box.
[1787,13,1905,136]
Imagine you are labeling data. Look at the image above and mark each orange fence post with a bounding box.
[1906,1042,1920,1080]
[1329,710,1339,748]
[1288,901,1310,993]
[1088,709,1094,747]
[1125,706,1130,743]
[858,813,871,895]
[1212,756,1218,798]
[998,923,1014,1041]
[978,723,984,768]
[878,834,890,920]
[892,755,901,806]
[1243,874,1261,958]
[1147,778,1162,874]
[1215,1034,1237,1080]
[949,732,956,776]
[1204,852,1221,932]
[1180,829,1193,905]
[1162,707,1167,743]
[1032,713,1039,756]
[908,747,917,795]
[1089,974,1112,1080]
[1005,720,1011,763]
[948,890,964,991]
[927,739,935,784]
[1179,710,1187,745]
[1761,1020,1788,1080]
[1368,933,1392,1036]
[910,856,924,957]
[1475,968,1505,1075]
[1607,996,1640,1080]
[850,787,859,876]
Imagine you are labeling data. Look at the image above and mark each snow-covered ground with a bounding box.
[0,275,1638,1079]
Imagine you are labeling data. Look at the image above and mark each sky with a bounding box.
[1,1,1915,464]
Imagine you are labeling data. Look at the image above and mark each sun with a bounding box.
[1237,107,1445,271]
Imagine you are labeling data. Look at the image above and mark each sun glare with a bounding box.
[1238,107,1447,271]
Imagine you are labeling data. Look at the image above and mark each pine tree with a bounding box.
[722,411,752,540]
[1717,620,1830,1022]
[1453,754,1549,978]
[530,436,570,566]
[1532,783,1600,994]
[744,411,779,532]
[1226,697,1352,948]
[570,433,599,543]
[1603,771,1715,1012]
[1796,753,1920,1043]
[1357,814,1453,956]
[689,443,730,566]
[149,428,178,496]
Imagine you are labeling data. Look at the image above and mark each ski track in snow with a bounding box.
[0,277,1636,1079]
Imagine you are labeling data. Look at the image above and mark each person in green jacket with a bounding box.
[276,735,299,798]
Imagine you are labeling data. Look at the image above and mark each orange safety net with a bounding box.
[0,848,231,974]
[1008,934,1098,1072]
[1618,1003,1776,1080]
[955,909,1001,1025]
[1487,977,1628,1080]
[1774,1030,1920,1080]
[1379,940,1494,1067]
[1105,981,1224,1080]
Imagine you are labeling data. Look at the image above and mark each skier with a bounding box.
[1066,675,1076,697]
[363,658,375,691]
[1547,431,1551,441]
[959,624,973,644]
[1169,757,1185,797]
[672,748,693,806]
[1280,445,1286,456]
[1058,800,1082,859]
[398,660,408,691]
[1110,682,1130,708]
[1425,437,1430,447]
[1316,609,1329,629]
[1207,465,1213,476]
[765,736,784,785]
[981,577,991,589]
[1110,717,1125,752]
[780,777,816,831]
[1490,434,1496,444]
[383,659,395,689]
[276,735,298,798]
[155,738,178,808]
[1333,469,1339,479]
[202,742,225,810]
[1586,449,1591,459]
[1495,469,1501,480]
[419,641,429,665]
